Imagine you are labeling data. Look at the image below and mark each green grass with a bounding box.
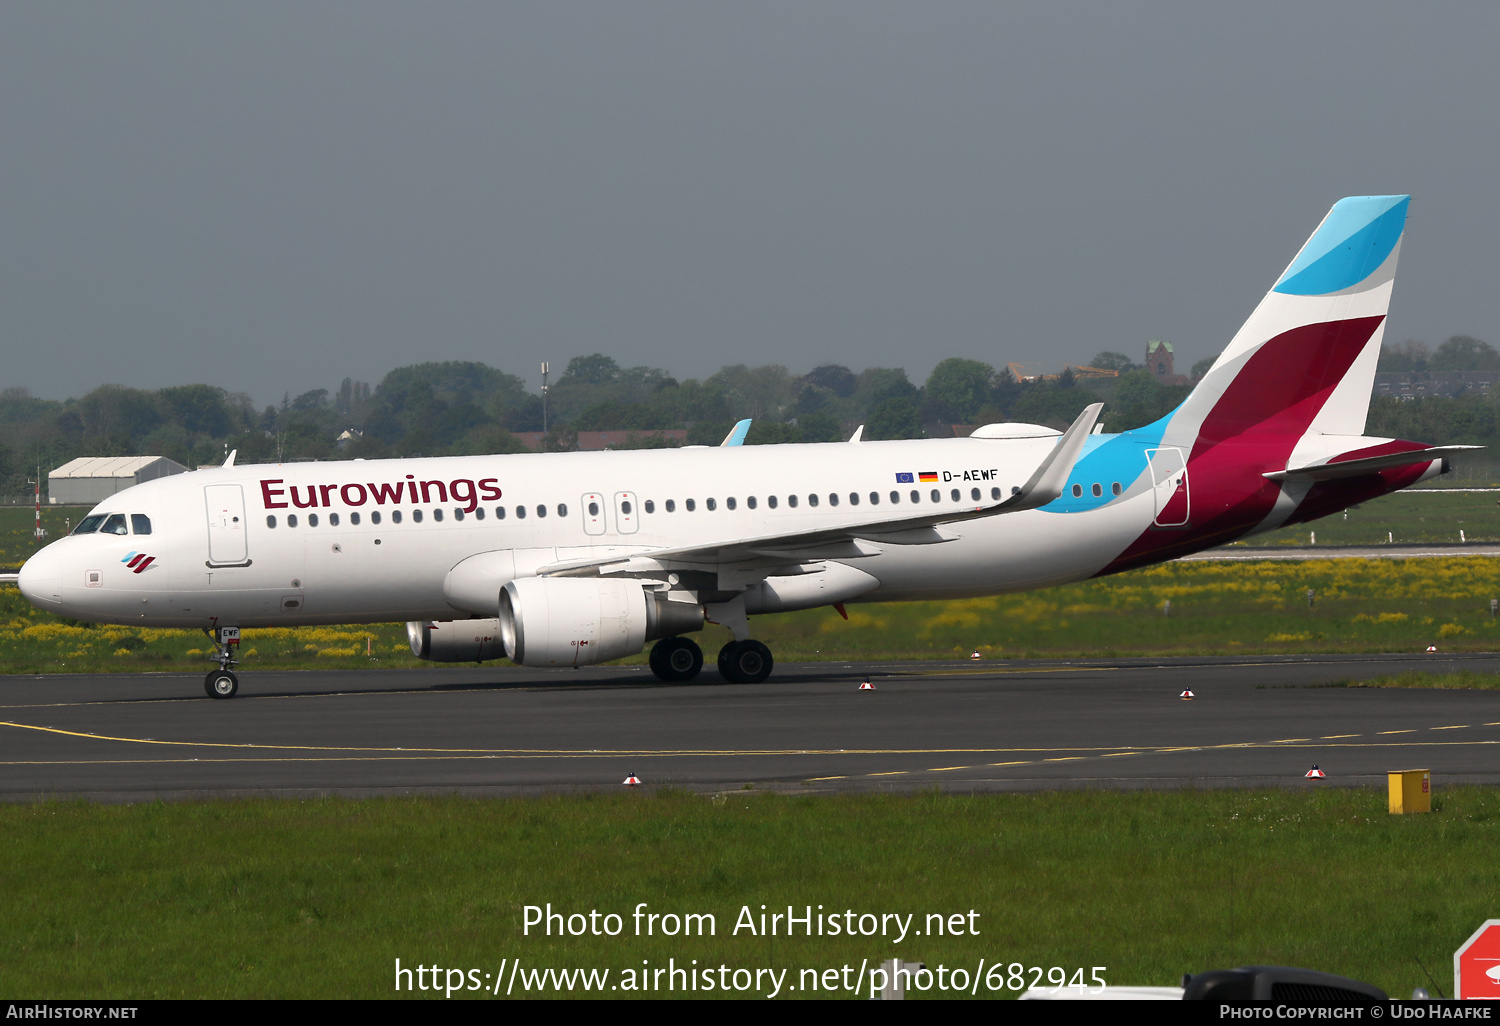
[0,503,89,569]
[1335,671,1500,691]
[1,788,1493,998]
[1233,487,1500,547]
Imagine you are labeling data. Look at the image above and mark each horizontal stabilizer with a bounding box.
[1264,445,1482,482]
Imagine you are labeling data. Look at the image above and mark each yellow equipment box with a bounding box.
[1388,769,1431,814]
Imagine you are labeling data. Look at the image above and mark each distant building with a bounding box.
[48,456,189,505]
[511,429,689,452]
[1146,340,1189,386]
[1373,371,1494,400]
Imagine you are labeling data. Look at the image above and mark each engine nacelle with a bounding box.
[498,578,703,667]
[407,618,506,663]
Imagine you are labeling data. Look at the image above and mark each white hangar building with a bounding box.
[48,456,189,505]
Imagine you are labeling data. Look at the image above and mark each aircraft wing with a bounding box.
[538,403,1102,577]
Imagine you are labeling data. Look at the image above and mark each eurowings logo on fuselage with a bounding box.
[121,552,156,574]
[260,476,502,514]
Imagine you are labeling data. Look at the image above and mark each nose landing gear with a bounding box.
[202,626,241,699]
[205,668,239,699]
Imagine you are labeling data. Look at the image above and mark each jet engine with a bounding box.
[406,618,506,662]
[498,577,703,667]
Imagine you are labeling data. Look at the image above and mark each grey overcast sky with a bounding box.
[2,2,1497,406]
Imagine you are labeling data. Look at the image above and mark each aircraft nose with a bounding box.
[17,546,64,607]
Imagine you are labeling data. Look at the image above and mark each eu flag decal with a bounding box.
[895,472,914,484]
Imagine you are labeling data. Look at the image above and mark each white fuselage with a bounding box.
[19,434,1172,629]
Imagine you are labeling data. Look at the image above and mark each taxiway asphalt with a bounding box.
[1,654,1497,801]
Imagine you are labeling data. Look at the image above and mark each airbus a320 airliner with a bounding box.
[15,195,1475,698]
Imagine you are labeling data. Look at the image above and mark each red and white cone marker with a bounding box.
[858,679,875,691]
[1426,646,1438,653]
[1180,690,1195,700]
[970,650,982,660]
[623,773,641,787]
[1305,765,1326,779]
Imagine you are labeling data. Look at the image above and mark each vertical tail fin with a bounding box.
[1163,195,1409,450]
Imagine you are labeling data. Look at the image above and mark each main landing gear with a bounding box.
[646,636,775,684]
[202,627,240,699]
[718,639,773,684]
[648,636,703,682]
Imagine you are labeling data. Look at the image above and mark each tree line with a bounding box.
[1,337,1494,498]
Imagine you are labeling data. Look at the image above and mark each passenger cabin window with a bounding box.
[1112,482,1122,496]
[726,497,736,510]
[131,514,152,535]
[101,514,128,536]
[788,495,798,508]
[644,500,655,514]
[929,490,939,503]
[828,493,838,506]
[991,487,1001,500]
[351,512,361,525]
[516,506,526,519]
[266,515,277,529]
[434,509,444,522]
[475,507,485,520]
[1071,484,1083,497]
[665,500,676,512]
[889,491,900,504]
[686,499,696,512]
[309,513,320,527]
[950,489,960,502]
[768,496,777,509]
[536,505,546,518]
[413,509,424,523]
[557,503,568,517]
[971,488,981,501]
[706,498,716,511]
[329,513,340,526]
[746,496,756,509]
[495,507,505,519]
[288,514,299,528]
[74,515,106,535]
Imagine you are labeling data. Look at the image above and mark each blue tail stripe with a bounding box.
[1273,195,1408,296]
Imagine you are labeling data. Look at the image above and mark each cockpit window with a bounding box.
[131,514,152,535]
[73,515,106,535]
[100,514,129,536]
